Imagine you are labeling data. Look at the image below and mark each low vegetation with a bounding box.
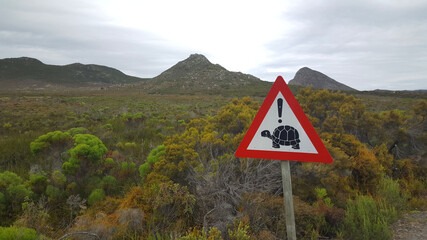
[0,87,425,239]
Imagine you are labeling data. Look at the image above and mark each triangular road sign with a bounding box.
[235,76,333,163]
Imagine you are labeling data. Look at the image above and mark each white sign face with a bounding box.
[247,92,318,154]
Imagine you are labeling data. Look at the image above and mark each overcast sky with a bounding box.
[1,0,426,90]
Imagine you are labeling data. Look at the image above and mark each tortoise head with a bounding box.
[261,130,271,139]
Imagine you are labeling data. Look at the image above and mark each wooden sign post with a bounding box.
[235,76,333,239]
[281,161,296,240]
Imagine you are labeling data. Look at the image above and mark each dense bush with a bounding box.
[344,195,396,240]
[0,226,49,240]
[0,171,34,225]
[88,188,106,206]
[139,145,165,181]
[62,134,107,175]
[376,177,409,212]
[30,131,71,154]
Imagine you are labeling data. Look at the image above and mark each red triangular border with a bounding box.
[235,76,333,163]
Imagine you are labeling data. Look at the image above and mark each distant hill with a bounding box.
[289,67,356,91]
[0,57,146,88]
[140,54,272,96]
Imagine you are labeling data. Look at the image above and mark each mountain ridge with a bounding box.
[0,57,146,88]
[2,55,361,94]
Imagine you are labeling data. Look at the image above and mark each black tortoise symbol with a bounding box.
[261,125,300,149]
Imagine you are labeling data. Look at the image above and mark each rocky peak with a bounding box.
[154,54,225,81]
[297,67,312,73]
[171,53,218,72]
[289,67,356,91]
[186,53,211,65]
[149,53,266,94]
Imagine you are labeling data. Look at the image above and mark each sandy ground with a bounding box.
[392,211,427,240]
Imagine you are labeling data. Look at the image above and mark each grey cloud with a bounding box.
[0,0,189,78]
[1,0,426,90]
[262,0,427,90]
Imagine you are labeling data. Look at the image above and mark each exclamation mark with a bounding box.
[277,98,283,123]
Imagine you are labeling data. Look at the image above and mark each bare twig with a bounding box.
[58,232,100,240]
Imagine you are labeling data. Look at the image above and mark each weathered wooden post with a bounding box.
[281,160,296,240]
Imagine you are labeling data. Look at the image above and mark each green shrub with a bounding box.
[88,188,105,205]
[6,184,33,204]
[102,175,119,195]
[147,145,165,164]
[376,177,409,212]
[62,134,107,175]
[314,187,333,207]
[67,127,87,136]
[0,171,23,188]
[62,160,81,175]
[104,157,115,166]
[228,221,250,240]
[139,162,150,180]
[29,173,47,185]
[139,145,166,182]
[179,227,223,240]
[0,192,5,213]
[30,131,70,153]
[0,226,45,240]
[102,175,117,185]
[29,141,49,154]
[101,123,113,131]
[67,182,77,191]
[0,171,33,223]
[311,188,345,237]
[129,162,136,171]
[51,171,66,187]
[29,173,48,195]
[116,142,124,149]
[344,195,396,240]
[46,185,61,199]
[124,142,137,149]
[121,162,128,170]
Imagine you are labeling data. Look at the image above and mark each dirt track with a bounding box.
[392,211,427,240]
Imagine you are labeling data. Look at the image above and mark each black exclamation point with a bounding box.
[277,98,283,123]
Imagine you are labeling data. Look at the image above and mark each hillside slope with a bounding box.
[0,57,146,88]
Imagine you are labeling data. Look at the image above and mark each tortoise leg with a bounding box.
[292,143,300,149]
[272,142,280,148]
